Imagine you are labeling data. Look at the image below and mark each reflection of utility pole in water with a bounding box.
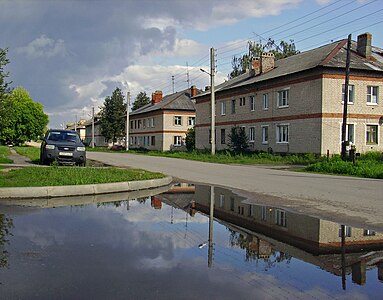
[341,224,346,290]
[208,186,214,268]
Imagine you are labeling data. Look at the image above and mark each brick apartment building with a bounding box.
[194,33,383,155]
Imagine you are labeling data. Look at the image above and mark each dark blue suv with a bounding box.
[40,129,86,166]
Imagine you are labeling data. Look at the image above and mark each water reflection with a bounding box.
[0,183,382,299]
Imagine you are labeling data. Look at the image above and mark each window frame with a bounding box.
[174,116,182,126]
[231,99,236,114]
[367,85,378,104]
[249,126,255,142]
[220,128,226,144]
[366,124,378,145]
[221,101,226,116]
[277,89,289,108]
[188,116,195,126]
[276,124,289,143]
[250,95,255,111]
[262,125,269,144]
[342,84,355,104]
[239,97,246,106]
[174,135,182,146]
[275,209,287,227]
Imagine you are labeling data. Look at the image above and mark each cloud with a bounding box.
[16,35,67,59]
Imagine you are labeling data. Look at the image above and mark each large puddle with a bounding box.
[0,183,382,299]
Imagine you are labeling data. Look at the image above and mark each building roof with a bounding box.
[196,38,383,98]
[130,89,196,116]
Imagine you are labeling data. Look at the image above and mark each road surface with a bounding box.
[88,152,383,230]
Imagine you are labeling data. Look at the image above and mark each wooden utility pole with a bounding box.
[91,107,95,148]
[341,34,352,160]
[210,47,216,155]
[126,91,130,151]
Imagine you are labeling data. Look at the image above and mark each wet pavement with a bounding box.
[0,183,382,299]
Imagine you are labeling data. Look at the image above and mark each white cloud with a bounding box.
[16,35,67,59]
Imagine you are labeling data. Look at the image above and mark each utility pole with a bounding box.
[210,47,216,155]
[341,34,352,160]
[208,185,214,268]
[126,91,130,151]
[91,107,95,148]
[186,62,190,89]
[74,114,77,132]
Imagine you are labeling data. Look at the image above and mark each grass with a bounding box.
[0,166,165,187]
[0,146,13,164]
[13,146,40,163]
[88,147,321,165]
[305,153,383,179]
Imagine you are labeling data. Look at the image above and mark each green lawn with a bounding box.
[0,146,13,164]
[0,166,165,187]
[13,146,40,163]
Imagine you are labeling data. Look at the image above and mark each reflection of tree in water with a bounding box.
[229,229,292,267]
[0,213,13,268]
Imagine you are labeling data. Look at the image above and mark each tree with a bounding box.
[132,91,150,111]
[229,39,299,79]
[0,48,11,98]
[100,87,126,145]
[228,126,249,154]
[0,87,49,145]
[185,127,195,152]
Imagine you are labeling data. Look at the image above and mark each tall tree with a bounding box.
[132,91,150,111]
[228,126,249,154]
[0,87,49,145]
[0,48,11,98]
[100,87,126,144]
[229,39,299,79]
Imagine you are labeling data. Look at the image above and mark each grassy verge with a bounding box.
[305,153,383,179]
[13,146,40,163]
[0,166,165,187]
[0,146,13,164]
[87,147,320,165]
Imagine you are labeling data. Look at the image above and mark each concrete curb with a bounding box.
[0,176,173,199]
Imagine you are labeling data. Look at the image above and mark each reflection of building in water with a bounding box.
[151,196,162,209]
[191,185,383,286]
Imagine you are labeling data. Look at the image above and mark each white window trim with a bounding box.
[276,124,289,144]
[263,93,269,110]
[365,124,379,145]
[277,88,290,108]
[367,86,379,105]
[250,96,255,112]
[174,116,182,126]
[174,136,182,146]
[221,101,226,116]
[342,84,355,104]
[249,126,255,142]
[261,125,269,144]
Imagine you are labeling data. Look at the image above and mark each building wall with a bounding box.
[321,75,383,154]
[130,111,195,151]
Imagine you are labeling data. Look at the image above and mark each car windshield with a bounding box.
[47,131,81,143]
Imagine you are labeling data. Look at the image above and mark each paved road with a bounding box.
[88,152,383,230]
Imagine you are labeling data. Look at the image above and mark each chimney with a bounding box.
[151,90,163,105]
[250,53,275,77]
[357,32,372,59]
[251,57,261,76]
[190,85,197,97]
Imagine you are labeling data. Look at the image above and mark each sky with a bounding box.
[1,0,382,128]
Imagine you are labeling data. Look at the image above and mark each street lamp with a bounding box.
[200,48,216,155]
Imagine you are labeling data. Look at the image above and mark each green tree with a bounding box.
[0,48,11,98]
[132,91,150,111]
[0,87,49,145]
[229,39,299,79]
[185,127,195,152]
[100,87,126,144]
[228,126,249,154]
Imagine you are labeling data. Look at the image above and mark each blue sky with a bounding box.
[1,0,382,128]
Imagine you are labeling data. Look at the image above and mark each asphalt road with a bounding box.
[88,152,383,230]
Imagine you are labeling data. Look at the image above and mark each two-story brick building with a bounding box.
[129,86,197,151]
[195,33,383,155]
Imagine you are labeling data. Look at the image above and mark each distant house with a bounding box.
[66,119,87,141]
[129,86,198,151]
[194,33,383,155]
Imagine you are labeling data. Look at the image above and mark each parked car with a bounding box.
[40,129,86,166]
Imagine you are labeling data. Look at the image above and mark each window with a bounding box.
[231,99,236,114]
[151,136,155,146]
[221,101,226,115]
[366,125,378,144]
[347,124,355,144]
[188,117,195,126]
[250,96,255,111]
[249,205,254,217]
[339,226,352,237]
[130,136,134,145]
[262,126,269,144]
[230,197,235,211]
[249,127,255,142]
[221,128,226,144]
[219,194,225,208]
[363,229,376,236]
[261,206,267,221]
[277,89,289,107]
[174,136,182,146]
[138,120,142,129]
[151,118,155,127]
[134,120,137,129]
[342,84,354,104]
[174,116,182,126]
[130,120,133,129]
[275,209,287,227]
[239,97,246,106]
[263,93,269,110]
[367,86,378,104]
[277,124,289,143]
